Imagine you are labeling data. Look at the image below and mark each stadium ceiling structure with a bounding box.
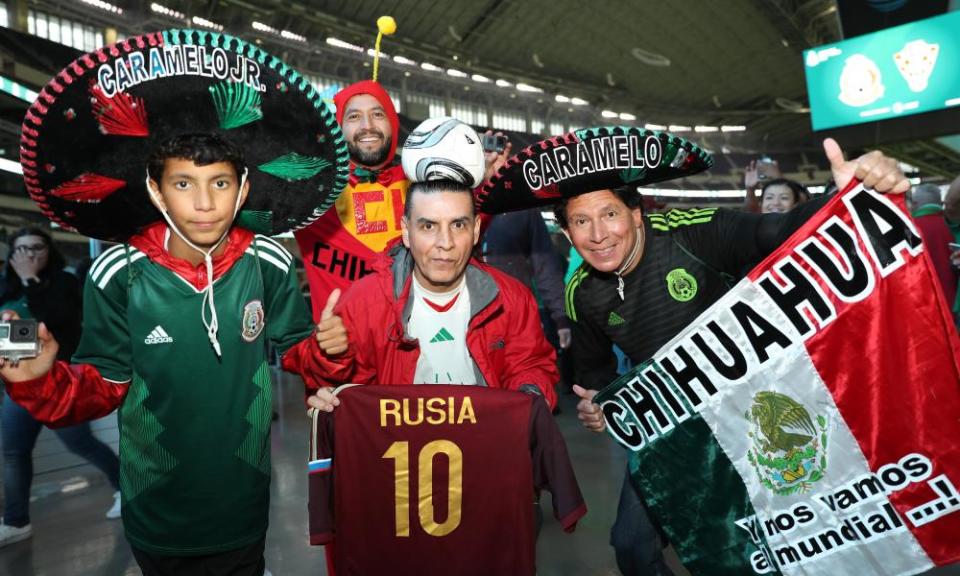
[19,0,846,151]
[1,0,958,199]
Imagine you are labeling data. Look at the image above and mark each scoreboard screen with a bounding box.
[804,10,960,131]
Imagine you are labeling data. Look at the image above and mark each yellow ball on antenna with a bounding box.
[377,16,396,36]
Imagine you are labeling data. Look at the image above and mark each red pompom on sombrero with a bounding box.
[475,126,713,214]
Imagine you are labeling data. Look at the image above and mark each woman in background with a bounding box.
[0,228,121,547]
[743,158,808,213]
[759,178,808,213]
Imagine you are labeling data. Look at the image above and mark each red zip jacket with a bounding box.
[288,242,559,408]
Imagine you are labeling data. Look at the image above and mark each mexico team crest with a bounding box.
[666,268,697,302]
[241,300,265,342]
[746,391,828,496]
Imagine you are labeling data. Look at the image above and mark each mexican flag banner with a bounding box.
[595,182,960,575]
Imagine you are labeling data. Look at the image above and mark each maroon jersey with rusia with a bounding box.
[308,385,586,576]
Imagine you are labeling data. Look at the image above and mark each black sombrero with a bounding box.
[475,126,713,214]
[20,29,350,241]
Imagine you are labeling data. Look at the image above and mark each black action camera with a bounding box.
[482,134,507,153]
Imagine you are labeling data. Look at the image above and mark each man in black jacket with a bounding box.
[477,128,909,575]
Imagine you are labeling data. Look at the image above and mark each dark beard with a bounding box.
[347,134,392,168]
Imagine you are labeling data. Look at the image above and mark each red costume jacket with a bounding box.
[294,80,408,320]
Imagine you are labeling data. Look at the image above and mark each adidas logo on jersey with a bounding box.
[429,327,455,343]
[608,311,626,326]
[144,326,173,345]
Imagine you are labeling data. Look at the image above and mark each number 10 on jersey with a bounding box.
[382,440,463,537]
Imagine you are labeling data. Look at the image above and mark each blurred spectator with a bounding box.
[0,245,8,301]
[943,175,960,327]
[564,246,584,286]
[909,184,958,310]
[758,178,807,214]
[945,175,960,223]
[482,208,571,351]
[0,228,121,548]
[73,256,95,291]
[743,157,782,212]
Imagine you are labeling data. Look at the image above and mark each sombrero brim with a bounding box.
[20,29,350,241]
[475,126,712,214]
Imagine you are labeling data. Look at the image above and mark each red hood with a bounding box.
[129,222,255,291]
[334,80,400,167]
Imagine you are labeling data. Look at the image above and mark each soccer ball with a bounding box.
[401,117,485,187]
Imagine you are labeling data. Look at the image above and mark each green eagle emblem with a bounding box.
[746,391,828,496]
[666,268,697,302]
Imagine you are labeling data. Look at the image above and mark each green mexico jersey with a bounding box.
[73,235,313,555]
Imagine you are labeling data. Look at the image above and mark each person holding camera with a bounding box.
[743,158,811,216]
[743,157,780,212]
[0,228,121,547]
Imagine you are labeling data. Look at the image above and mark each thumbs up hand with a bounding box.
[824,138,910,195]
[315,289,349,356]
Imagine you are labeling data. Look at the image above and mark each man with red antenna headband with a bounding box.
[294,76,406,320]
[295,17,511,321]
[294,17,406,321]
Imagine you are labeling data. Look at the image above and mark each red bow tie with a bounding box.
[348,166,396,187]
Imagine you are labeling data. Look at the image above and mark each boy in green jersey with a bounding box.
[0,30,348,575]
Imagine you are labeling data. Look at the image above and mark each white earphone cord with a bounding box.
[144,169,248,357]
[615,229,643,301]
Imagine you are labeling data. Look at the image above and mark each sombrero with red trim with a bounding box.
[20,29,350,241]
[475,126,712,214]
